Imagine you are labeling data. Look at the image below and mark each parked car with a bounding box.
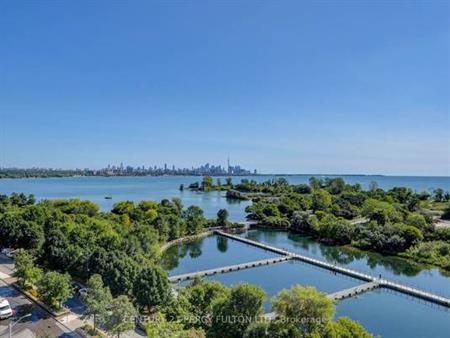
[0,298,13,320]
[71,281,83,293]
[1,248,16,258]
[78,288,88,297]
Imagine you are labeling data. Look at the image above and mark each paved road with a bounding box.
[0,280,77,337]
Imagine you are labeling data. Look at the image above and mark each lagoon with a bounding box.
[242,229,450,297]
[204,259,361,311]
[336,289,450,338]
[165,232,450,338]
[161,235,277,276]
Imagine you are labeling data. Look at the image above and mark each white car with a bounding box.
[78,288,88,297]
[0,298,13,320]
[1,248,16,258]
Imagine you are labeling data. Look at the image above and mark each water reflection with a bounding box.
[217,236,228,252]
[161,235,276,276]
[244,229,450,296]
[187,241,203,258]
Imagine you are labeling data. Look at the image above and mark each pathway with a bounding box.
[169,256,293,283]
[214,230,450,307]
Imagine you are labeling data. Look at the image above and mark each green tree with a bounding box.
[0,213,44,250]
[111,201,135,215]
[362,199,402,225]
[315,214,354,245]
[325,178,346,195]
[133,265,171,313]
[442,204,450,220]
[433,188,445,202]
[105,255,142,297]
[182,280,229,329]
[244,322,269,338]
[290,211,318,233]
[210,284,266,338]
[14,249,43,289]
[309,177,322,190]
[105,295,137,337]
[217,209,229,227]
[311,190,332,211]
[145,312,206,338]
[271,285,334,335]
[83,274,113,331]
[38,271,73,309]
[184,206,206,234]
[407,213,433,233]
[202,176,213,191]
[325,317,373,338]
[48,199,99,216]
[294,184,311,194]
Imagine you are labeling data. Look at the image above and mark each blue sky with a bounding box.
[1,0,449,175]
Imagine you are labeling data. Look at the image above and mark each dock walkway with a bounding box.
[169,256,293,283]
[329,281,380,301]
[264,281,380,320]
[214,230,450,307]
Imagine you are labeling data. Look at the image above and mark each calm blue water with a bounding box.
[204,260,361,311]
[161,235,278,276]
[243,229,450,297]
[0,175,448,220]
[0,176,251,221]
[169,233,450,337]
[336,289,450,338]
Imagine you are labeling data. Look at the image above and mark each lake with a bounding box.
[0,175,448,221]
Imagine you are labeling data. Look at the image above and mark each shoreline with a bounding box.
[2,174,450,181]
[246,224,450,275]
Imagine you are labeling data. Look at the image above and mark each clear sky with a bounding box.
[1,0,449,176]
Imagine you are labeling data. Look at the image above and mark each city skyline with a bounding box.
[0,160,258,177]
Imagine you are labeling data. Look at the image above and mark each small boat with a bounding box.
[104,196,112,199]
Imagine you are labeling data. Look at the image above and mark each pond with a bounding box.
[336,289,450,338]
[202,260,362,311]
[161,235,278,276]
[242,229,450,297]
[166,231,450,337]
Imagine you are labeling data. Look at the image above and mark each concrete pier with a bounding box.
[169,256,293,283]
[214,230,450,308]
[329,281,380,301]
[264,282,380,320]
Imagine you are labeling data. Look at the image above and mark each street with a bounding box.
[0,280,78,337]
